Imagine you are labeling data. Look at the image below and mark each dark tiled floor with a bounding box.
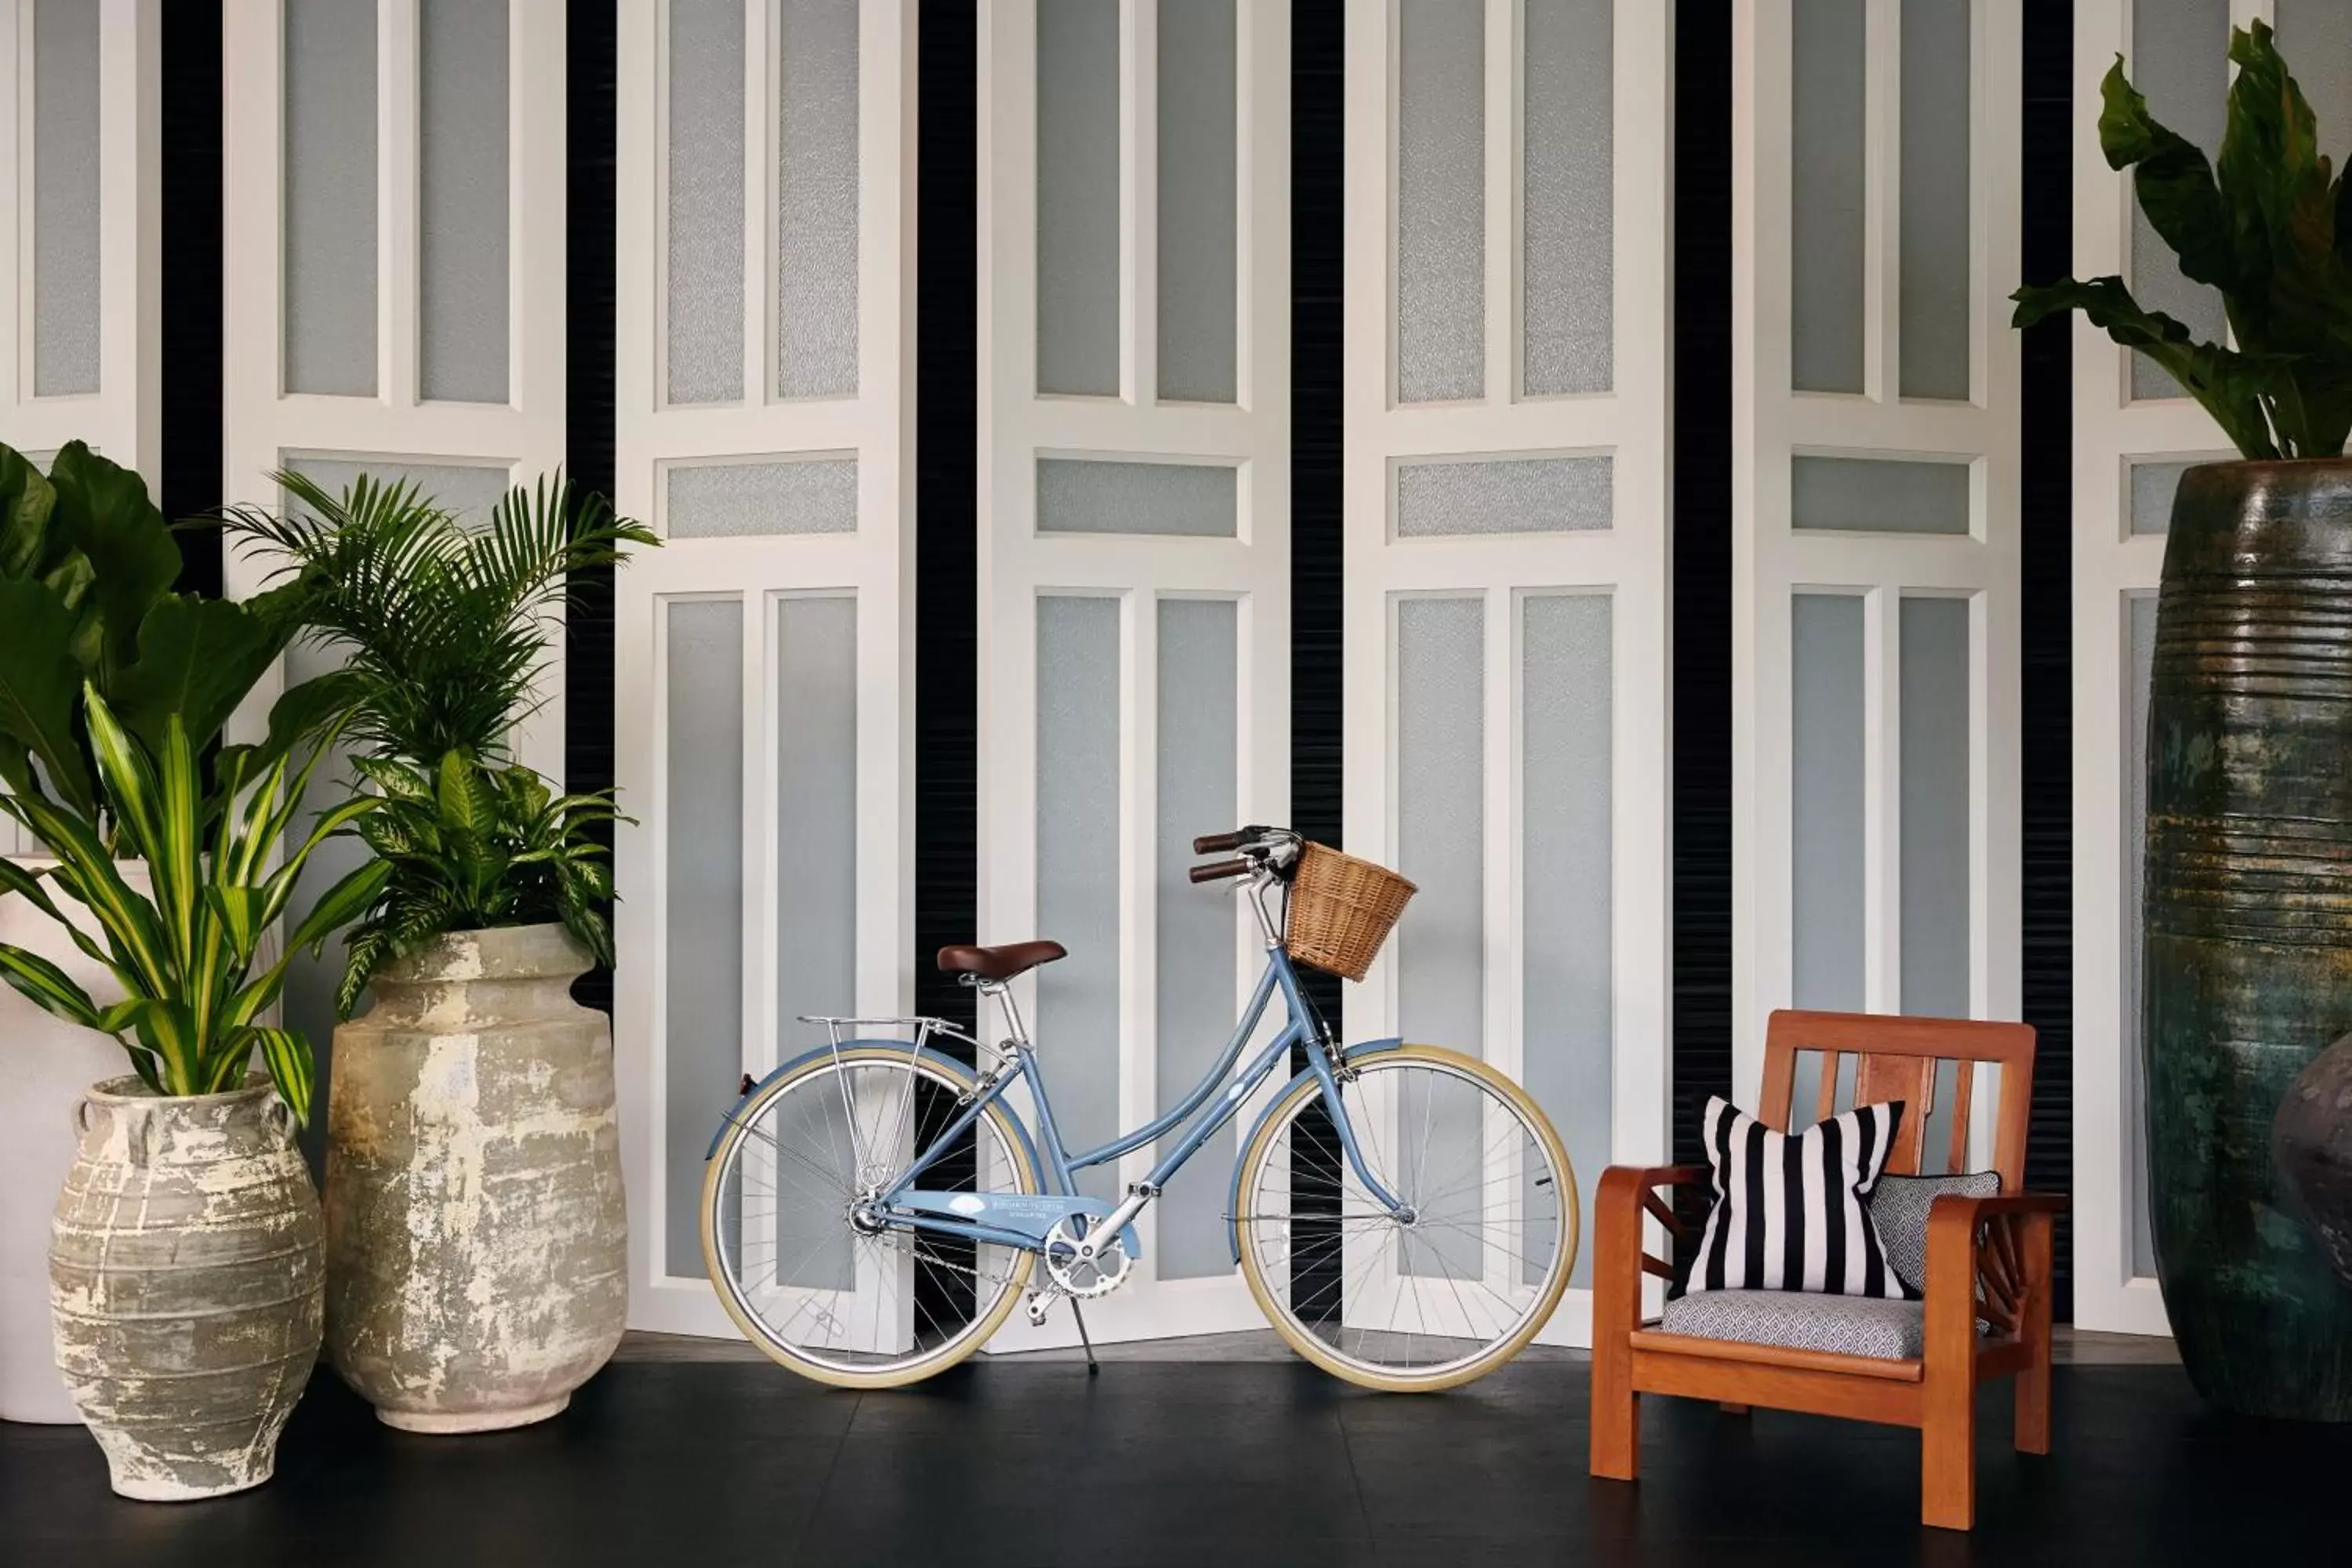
[1,1359,2342,1566]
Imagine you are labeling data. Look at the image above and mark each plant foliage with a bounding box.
[332,753,618,1018]
[2012,21,2352,459]
[0,688,385,1123]
[0,441,333,832]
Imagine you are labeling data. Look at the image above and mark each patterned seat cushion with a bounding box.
[1659,1289,1927,1360]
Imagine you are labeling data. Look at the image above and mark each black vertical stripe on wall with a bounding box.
[567,0,619,1016]
[2020,3,2075,1318]
[916,5,981,1047]
[160,0,223,595]
[1671,2,1734,1258]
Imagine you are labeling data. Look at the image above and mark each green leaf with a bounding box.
[0,943,102,1029]
[350,752,434,804]
[107,595,286,760]
[0,858,122,975]
[2011,275,2284,456]
[240,1027,314,1127]
[436,750,494,837]
[0,445,59,580]
[0,578,97,815]
[288,858,392,956]
[45,443,180,679]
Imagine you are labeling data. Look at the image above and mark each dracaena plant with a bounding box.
[0,688,387,1123]
[2012,21,2352,459]
[220,470,652,1013]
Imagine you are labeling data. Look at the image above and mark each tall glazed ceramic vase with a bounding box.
[324,924,627,1432]
[0,859,147,1425]
[2145,458,2352,1420]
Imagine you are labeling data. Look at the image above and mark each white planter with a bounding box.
[0,858,144,1425]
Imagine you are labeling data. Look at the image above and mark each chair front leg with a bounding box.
[2013,1211,2055,1455]
[1588,1165,1699,1483]
[1921,1198,1984,1531]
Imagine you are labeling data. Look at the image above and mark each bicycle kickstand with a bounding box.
[1069,1300,1101,1377]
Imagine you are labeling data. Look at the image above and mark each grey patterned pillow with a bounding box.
[1867,1171,2000,1295]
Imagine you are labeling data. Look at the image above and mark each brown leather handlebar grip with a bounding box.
[1192,830,1247,855]
[1189,858,1251,883]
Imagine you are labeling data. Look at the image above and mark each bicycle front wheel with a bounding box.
[702,1046,1040,1388]
[1233,1046,1577,1391]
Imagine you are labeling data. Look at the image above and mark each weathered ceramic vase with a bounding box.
[324,924,626,1433]
[2146,458,2352,1421]
[2275,1033,2352,1296]
[50,1076,324,1499]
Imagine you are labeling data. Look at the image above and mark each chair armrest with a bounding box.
[1592,1166,1708,1338]
[1923,1192,2065,1350]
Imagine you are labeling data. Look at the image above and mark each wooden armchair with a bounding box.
[1588,1010,2062,1531]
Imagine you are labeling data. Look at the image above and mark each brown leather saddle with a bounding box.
[934,940,1067,982]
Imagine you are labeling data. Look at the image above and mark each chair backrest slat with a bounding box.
[1756,1010,2035,1188]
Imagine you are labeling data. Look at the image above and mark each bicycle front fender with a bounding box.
[702,1038,1047,1185]
[1223,1038,1406,1265]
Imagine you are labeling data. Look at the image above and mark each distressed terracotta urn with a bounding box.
[2144,458,2352,1420]
[50,1076,323,1499]
[324,924,626,1432]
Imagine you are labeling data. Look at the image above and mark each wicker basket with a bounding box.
[1284,844,1417,982]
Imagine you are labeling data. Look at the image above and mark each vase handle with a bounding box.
[69,1098,96,1138]
[267,1097,299,1144]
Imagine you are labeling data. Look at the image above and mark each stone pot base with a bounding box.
[110,1459,275,1504]
[378,1395,569,1435]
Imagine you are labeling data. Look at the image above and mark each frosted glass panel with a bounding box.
[1157,0,1237,404]
[776,596,858,1042]
[2275,2,2352,169]
[419,0,509,404]
[32,0,100,396]
[664,600,746,1276]
[285,458,509,526]
[1900,0,1971,401]
[2128,0,2228,401]
[1396,456,1613,537]
[2127,593,2158,1277]
[1792,594,1864,1011]
[1396,0,1485,403]
[284,0,379,397]
[1792,456,1971,534]
[666,458,858,537]
[1522,596,1611,1290]
[1036,598,1123,1204]
[2129,458,2206,536]
[669,0,746,405]
[1036,0,1120,397]
[1522,0,1612,397]
[777,0,860,399]
[1792,0,1866,394]
[1036,459,1237,537]
[1900,597,1971,1167]
[1156,599,1237,1279]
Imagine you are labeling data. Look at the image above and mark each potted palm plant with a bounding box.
[2014,21,2352,1420]
[0,441,377,1495]
[223,470,654,1434]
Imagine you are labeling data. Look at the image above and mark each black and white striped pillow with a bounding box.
[1690,1096,1913,1300]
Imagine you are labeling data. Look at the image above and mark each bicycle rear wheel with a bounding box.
[1233,1046,1577,1391]
[701,1046,1040,1388]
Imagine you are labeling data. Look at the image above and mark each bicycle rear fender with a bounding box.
[702,1037,1047,1183]
[1223,1038,1406,1265]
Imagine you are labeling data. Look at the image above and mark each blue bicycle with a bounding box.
[699,827,1577,1391]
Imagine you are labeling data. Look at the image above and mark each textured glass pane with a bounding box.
[664,599,745,1276]
[1156,0,1237,403]
[1792,0,1866,394]
[2128,0,2228,401]
[1396,0,1485,403]
[285,0,379,397]
[1036,597,1123,1204]
[1036,459,1237,537]
[1156,599,1236,1279]
[1396,597,1484,1280]
[2129,458,2205,536]
[32,0,100,396]
[669,0,746,404]
[419,0,509,403]
[1792,594,1864,1011]
[1036,0,1120,397]
[1395,456,1613,537]
[1522,0,1611,397]
[1521,595,1610,1289]
[2276,2,2352,169]
[1899,0,1970,401]
[1900,597,1971,1161]
[285,457,510,525]
[666,458,858,537]
[777,0,859,399]
[1792,455,1970,534]
[2127,593,2158,1277]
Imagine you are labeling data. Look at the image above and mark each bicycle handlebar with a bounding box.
[1189,858,1253,883]
[1192,829,1247,854]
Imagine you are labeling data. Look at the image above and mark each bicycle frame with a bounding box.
[877,946,1408,1261]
